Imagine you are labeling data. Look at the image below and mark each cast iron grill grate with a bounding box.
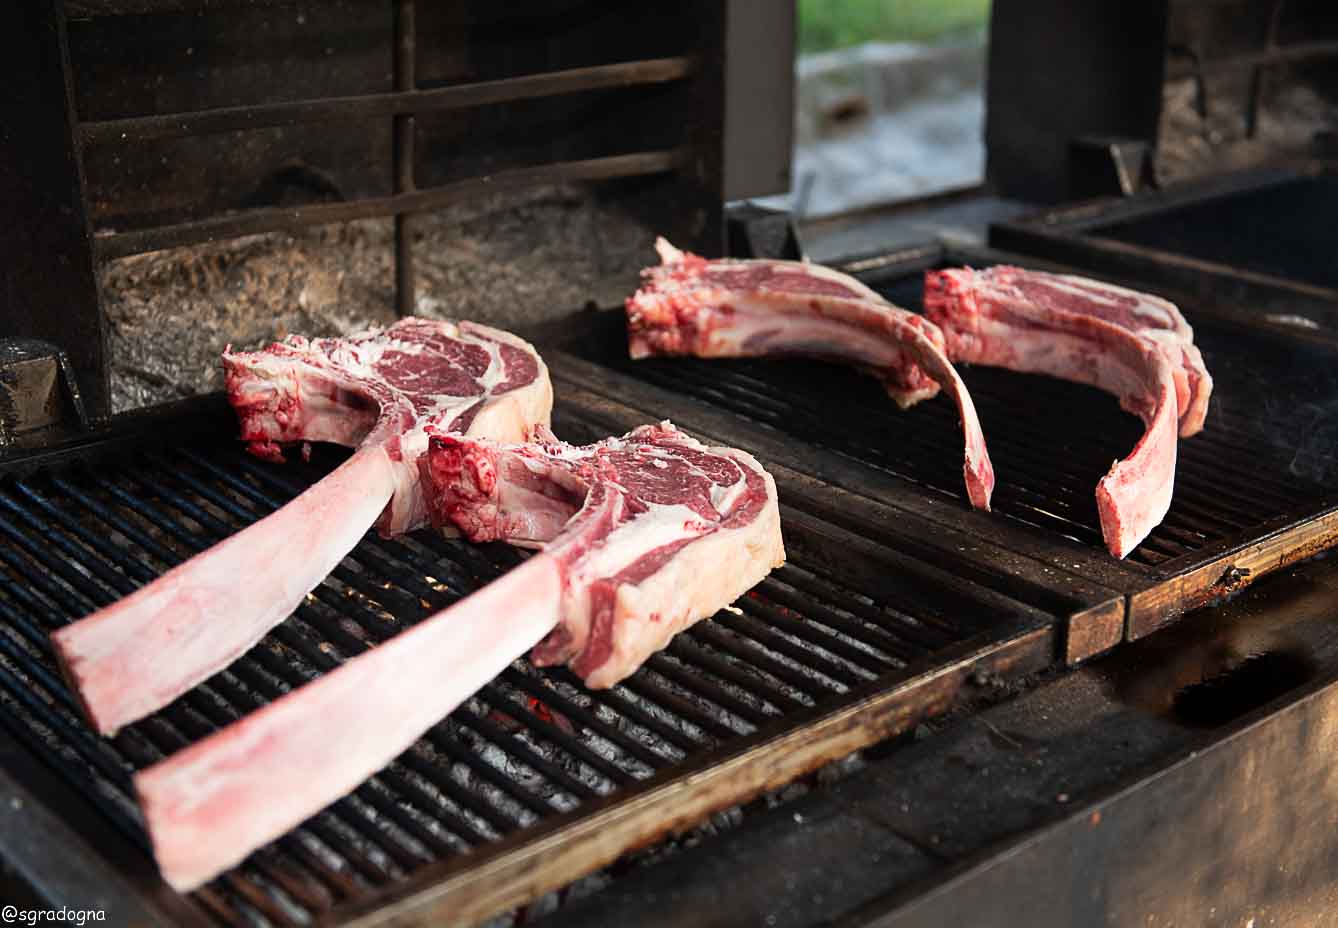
[0,421,1040,925]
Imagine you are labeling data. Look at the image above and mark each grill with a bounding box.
[6,1,1338,925]
[0,397,1054,925]
[7,241,1333,922]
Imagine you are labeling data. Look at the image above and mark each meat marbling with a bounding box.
[626,238,994,510]
[923,266,1213,558]
[135,421,783,891]
[52,318,552,736]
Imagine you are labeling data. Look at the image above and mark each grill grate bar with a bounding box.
[733,598,896,678]
[451,711,603,802]
[0,653,136,798]
[0,618,88,719]
[3,609,355,903]
[0,696,146,846]
[551,668,706,752]
[212,658,455,868]
[684,622,831,700]
[640,654,772,728]
[0,486,147,589]
[771,567,957,652]
[0,517,108,615]
[499,668,671,772]
[218,872,303,928]
[756,576,933,660]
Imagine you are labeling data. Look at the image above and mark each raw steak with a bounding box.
[421,421,786,686]
[923,266,1212,558]
[53,318,552,736]
[134,422,783,891]
[626,238,994,510]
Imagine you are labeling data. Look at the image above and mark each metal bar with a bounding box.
[1245,0,1286,138]
[1,1,108,417]
[452,712,601,802]
[48,472,181,567]
[686,621,831,700]
[0,711,143,855]
[121,474,553,833]
[1166,38,1338,80]
[501,669,673,770]
[0,659,133,795]
[552,670,701,754]
[599,672,740,743]
[641,655,772,728]
[771,569,955,653]
[94,149,682,260]
[666,634,814,712]
[475,682,630,787]
[755,577,927,663]
[79,57,693,145]
[0,489,138,595]
[393,0,416,318]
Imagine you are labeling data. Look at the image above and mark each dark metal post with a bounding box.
[0,2,107,419]
[393,0,417,316]
[673,0,728,257]
[1245,0,1286,139]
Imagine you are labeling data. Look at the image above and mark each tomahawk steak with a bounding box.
[923,266,1213,558]
[53,318,552,736]
[626,238,995,510]
[134,422,783,890]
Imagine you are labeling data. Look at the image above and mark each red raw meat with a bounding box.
[924,266,1212,558]
[626,239,994,510]
[52,318,551,736]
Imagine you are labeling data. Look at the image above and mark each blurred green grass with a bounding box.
[798,0,991,53]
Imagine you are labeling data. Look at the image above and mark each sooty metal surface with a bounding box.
[1088,174,1338,291]
[989,166,1338,329]
[0,402,1054,925]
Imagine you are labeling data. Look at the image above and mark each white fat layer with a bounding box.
[1041,272,1188,336]
[710,470,747,513]
[975,318,1153,412]
[653,237,883,304]
[695,303,905,367]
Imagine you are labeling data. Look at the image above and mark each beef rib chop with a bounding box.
[134,421,783,891]
[52,318,552,736]
[923,266,1213,558]
[626,238,994,510]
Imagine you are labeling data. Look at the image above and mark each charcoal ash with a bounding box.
[99,184,657,413]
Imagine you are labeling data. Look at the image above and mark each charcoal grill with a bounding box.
[0,393,1054,925]
[6,1,1338,926]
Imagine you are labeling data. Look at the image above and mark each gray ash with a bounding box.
[100,184,658,413]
